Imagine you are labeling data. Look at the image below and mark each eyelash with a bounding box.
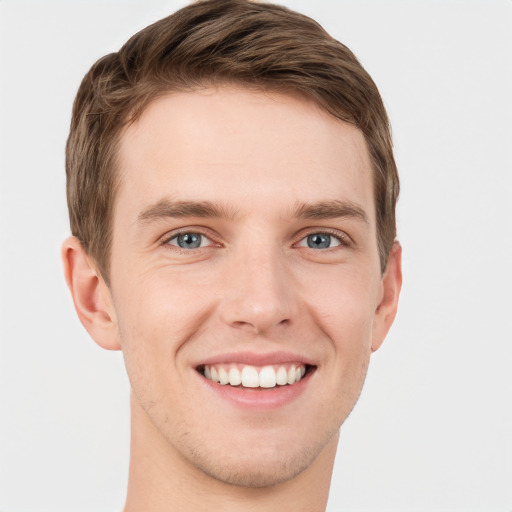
[160,227,351,252]
[296,228,352,249]
[160,228,220,251]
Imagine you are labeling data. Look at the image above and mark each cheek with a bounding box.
[303,266,379,403]
[304,265,380,346]
[113,271,213,365]
[312,281,376,420]
[113,285,187,419]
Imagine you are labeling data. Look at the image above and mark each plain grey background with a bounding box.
[0,1,511,511]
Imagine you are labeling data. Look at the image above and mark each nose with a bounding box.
[218,247,299,335]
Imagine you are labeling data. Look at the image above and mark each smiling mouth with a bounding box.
[197,363,314,389]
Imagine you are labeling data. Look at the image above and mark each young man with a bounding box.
[62,1,402,510]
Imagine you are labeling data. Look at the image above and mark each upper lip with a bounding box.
[196,351,316,367]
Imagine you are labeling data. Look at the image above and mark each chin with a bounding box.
[192,446,317,488]
[175,423,339,489]
[208,468,300,488]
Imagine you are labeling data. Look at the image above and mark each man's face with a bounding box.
[108,86,390,486]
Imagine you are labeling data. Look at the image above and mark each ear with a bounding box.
[61,236,121,350]
[371,241,402,352]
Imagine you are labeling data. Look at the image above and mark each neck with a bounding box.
[123,392,338,512]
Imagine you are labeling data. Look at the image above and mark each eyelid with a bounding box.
[293,228,352,248]
[156,225,351,249]
[159,226,221,248]
[167,233,209,248]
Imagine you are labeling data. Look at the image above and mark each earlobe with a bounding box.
[61,236,121,351]
[371,241,402,352]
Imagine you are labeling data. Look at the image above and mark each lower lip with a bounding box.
[197,370,314,410]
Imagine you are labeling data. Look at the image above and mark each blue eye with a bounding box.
[168,232,208,249]
[298,233,342,249]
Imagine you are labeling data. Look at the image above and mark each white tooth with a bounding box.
[218,367,229,385]
[300,365,306,378]
[287,365,296,385]
[259,366,277,388]
[229,367,242,386]
[295,367,302,382]
[241,366,259,388]
[276,366,288,386]
[210,366,219,383]
[204,366,211,380]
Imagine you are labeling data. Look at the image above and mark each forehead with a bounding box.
[115,86,374,222]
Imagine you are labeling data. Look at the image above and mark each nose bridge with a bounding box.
[219,239,297,333]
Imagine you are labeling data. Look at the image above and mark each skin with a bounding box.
[63,86,402,512]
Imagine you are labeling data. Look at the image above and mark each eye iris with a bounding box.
[177,233,201,249]
[307,233,330,249]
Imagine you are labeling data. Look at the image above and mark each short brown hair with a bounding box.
[66,0,399,283]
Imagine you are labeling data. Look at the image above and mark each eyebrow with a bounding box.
[137,198,369,225]
[293,200,369,224]
[137,199,237,223]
